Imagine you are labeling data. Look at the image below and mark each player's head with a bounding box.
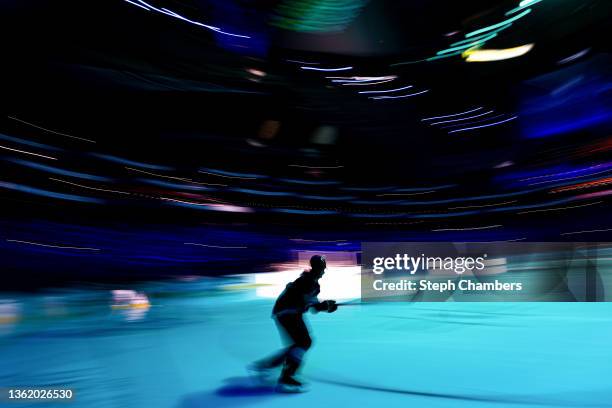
[309,255,327,278]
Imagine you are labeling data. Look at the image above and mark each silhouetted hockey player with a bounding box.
[250,255,337,393]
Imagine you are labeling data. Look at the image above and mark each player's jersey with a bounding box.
[273,272,320,316]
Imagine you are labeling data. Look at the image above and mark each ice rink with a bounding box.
[2,279,612,408]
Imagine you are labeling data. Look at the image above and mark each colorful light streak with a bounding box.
[369,90,429,99]
[0,144,57,160]
[358,85,414,94]
[550,177,612,193]
[8,159,111,181]
[422,107,483,121]
[466,9,532,38]
[448,116,518,133]
[301,66,353,72]
[437,33,498,55]
[0,181,103,203]
[122,1,250,38]
[428,110,495,126]
[8,116,95,143]
[6,239,101,251]
[506,0,543,16]
[463,44,534,62]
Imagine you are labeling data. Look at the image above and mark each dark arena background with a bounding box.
[1,0,611,407]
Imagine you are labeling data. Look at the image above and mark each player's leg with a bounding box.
[250,347,289,370]
[248,317,292,381]
[277,315,312,392]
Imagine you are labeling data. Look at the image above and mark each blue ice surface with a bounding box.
[1,281,612,408]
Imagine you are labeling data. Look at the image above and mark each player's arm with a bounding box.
[295,278,337,313]
[307,284,337,313]
[304,290,321,312]
[310,298,337,313]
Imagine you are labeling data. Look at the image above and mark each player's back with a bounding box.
[272,272,320,316]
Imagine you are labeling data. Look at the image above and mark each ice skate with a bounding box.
[247,362,277,385]
[276,376,309,393]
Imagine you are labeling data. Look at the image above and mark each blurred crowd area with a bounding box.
[0,0,610,286]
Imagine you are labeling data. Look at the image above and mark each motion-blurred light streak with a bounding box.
[463,44,534,62]
[327,76,394,81]
[428,110,495,125]
[341,186,392,192]
[377,191,435,196]
[573,189,612,199]
[275,208,337,215]
[519,163,612,182]
[560,228,612,236]
[557,48,590,65]
[506,0,543,16]
[0,134,62,151]
[139,179,213,191]
[50,178,131,195]
[0,181,104,203]
[184,242,247,249]
[358,85,413,94]
[199,168,263,179]
[160,8,250,38]
[246,68,266,77]
[122,1,251,38]
[338,79,395,86]
[301,66,353,72]
[8,159,111,182]
[287,60,320,65]
[487,198,572,213]
[8,116,96,143]
[517,200,602,214]
[425,52,465,62]
[369,90,429,99]
[451,32,500,47]
[289,238,347,243]
[397,7,531,66]
[393,190,532,206]
[440,114,506,129]
[161,197,253,213]
[126,167,204,183]
[465,9,532,38]
[550,76,584,97]
[437,33,498,55]
[349,213,405,218]
[210,205,253,214]
[494,161,515,169]
[92,154,173,171]
[124,0,150,11]
[350,199,403,205]
[6,239,101,251]
[395,185,457,192]
[288,164,343,169]
[422,107,483,121]
[449,200,518,210]
[299,194,356,201]
[432,225,503,231]
[0,145,57,160]
[278,178,340,185]
[528,168,612,186]
[448,116,517,133]
[409,211,480,218]
[551,177,612,193]
[232,188,292,197]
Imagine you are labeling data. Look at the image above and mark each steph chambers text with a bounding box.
[373,279,523,292]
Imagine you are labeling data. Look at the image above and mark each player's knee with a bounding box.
[302,336,312,350]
